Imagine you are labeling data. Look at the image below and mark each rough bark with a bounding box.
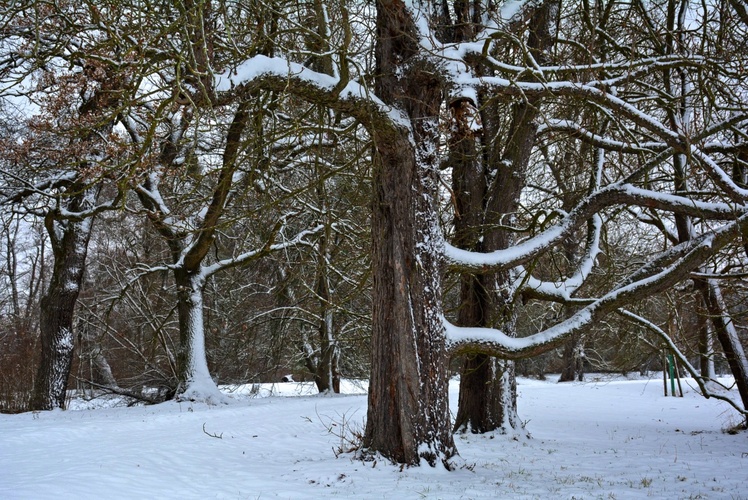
[172,268,224,402]
[451,95,537,435]
[31,192,94,410]
[448,97,514,432]
[451,0,560,434]
[362,0,455,467]
[363,130,454,464]
[448,94,506,433]
[454,354,503,433]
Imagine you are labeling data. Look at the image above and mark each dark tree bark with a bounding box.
[451,0,559,434]
[31,190,95,410]
[558,332,585,382]
[699,280,748,426]
[448,95,516,433]
[448,89,501,433]
[311,223,341,394]
[362,0,456,467]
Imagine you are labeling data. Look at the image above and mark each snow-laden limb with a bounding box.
[693,114,748,144]
[515,215,602,302]
[688,146,748,203]
[447,46,702,84]
[444,183,746,272]
[0,170,78,203]
[0,168,126,222]
[617,308,747,417]
[133,173,172,219]
[446,214,748,359]
[613,184,742,220]
[444,209,576,271]
[444,309,591,360]
[215,55,410,134]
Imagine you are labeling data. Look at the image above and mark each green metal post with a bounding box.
[667,353,676,397]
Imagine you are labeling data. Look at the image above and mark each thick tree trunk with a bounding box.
[452,0,559,433]
[362,0,455,466]
[452,96,537,434]
[313,319,340,394]
[31,199,94,410]
[559,239,585,383]
[363,134,454,465]
[454,354,502,432]
[448,95,507,433]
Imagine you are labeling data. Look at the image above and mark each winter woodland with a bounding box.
[1,0,748,469]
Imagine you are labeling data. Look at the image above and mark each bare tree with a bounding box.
[0,1,137,408]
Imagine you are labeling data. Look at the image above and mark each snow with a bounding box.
[2,377,745,499]
[215,55,410,129]
[515,215,602,300]
[444,221,566,269]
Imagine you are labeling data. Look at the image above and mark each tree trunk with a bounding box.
[558,332,585,382]
[312,304,340,394]
[702,280,748,426]
[173,269,226,403]
[454,354,502,432]
[80,315,118,388]
[696,299,716,379]
[448,94,507,433]
[362,0,455,467]
[362,133,455,465]
[452,0,559,434]
[31,196,94,410]
[312,199,341,394]
[452,97,537,435]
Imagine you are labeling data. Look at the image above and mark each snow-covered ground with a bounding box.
[1,375,746,499]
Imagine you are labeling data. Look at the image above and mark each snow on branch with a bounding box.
[617,308,747,416]
[515,215,602,302]
[455,74,748,202]
[201,223,325,278]
[444,183,745,272]
[446,213,748,359]
[537,119,665,154]
[215,55,410,135]
[1,168,127,222]
[0,170,78,204]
